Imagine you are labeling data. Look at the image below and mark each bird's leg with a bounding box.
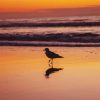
[49,59,51,63]
[48,59,51,67]
[51,59,53,68]
[48,59,53,68]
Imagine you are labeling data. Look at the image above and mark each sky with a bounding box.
[0,0,100,12]
[0,0,100,18]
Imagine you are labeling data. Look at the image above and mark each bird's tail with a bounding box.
[59,56,64,58]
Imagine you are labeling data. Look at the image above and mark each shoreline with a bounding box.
[1,41,100,47]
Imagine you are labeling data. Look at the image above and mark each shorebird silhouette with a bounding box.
[44,48,63,67]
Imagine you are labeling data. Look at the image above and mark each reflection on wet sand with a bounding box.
[45,67,63,78]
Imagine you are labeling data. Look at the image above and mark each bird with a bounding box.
[44,48,63,67]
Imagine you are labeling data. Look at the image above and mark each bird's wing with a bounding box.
[50,51,63,58]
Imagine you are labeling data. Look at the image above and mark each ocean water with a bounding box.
[0,16,100,46]
[0,16,100,34]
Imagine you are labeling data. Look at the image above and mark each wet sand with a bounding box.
[0,46,100,100]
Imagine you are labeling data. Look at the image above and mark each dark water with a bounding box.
[0,16,100,34]
[0,16,100,46]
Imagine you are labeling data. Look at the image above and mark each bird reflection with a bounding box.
[45,64,63,78]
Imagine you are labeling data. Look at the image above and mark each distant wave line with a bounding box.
[1,41,100,47]
[0,22,100,27]
[0,33,100,43]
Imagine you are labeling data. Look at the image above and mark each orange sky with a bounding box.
[0,0,100,12]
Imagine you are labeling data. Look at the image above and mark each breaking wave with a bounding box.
[1,33,100,46]
[0,22,100,27]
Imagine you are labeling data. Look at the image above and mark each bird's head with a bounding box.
[44,48,49,52]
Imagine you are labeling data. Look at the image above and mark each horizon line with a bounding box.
[0,5,100,13]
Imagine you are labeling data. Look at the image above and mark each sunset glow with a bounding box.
[0,0,100,12]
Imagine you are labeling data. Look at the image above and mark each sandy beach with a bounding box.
[0,46,100,100]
